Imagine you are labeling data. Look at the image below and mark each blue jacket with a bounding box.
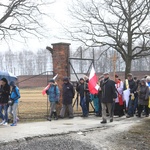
[10,86,20,104]
[47,85,60,102]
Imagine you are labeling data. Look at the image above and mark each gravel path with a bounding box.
[1,116,149,150]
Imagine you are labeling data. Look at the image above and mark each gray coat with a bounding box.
[138,85,149,105]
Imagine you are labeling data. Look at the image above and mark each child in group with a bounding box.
[46,79,60,121]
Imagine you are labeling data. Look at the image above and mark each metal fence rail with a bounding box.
[17,72,94,122]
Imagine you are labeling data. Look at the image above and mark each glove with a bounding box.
[131,93,135,100]
[8,98,14,106]
[46,90,49,95]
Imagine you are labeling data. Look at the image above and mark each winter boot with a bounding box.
[53,112,58,120]
[47,113,53,121]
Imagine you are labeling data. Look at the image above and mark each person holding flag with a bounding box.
[88,65,100,116]
[88,66,100,95]
[42,74,58,95]
[43,74,59,121]
[46,79,60,121]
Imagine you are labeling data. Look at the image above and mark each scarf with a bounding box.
[116,80,123,105]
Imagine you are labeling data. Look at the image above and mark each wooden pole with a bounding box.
[110,51,118,80]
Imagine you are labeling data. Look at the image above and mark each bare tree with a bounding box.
[0,0,54,41]
[67,0,150,77]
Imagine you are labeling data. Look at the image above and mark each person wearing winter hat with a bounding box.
[124,73,137,118]
[0,78,10,126]
[46,79,60,121]
[59,77,75,118]
[100,72,117,123]
[76,77,89,117]
[49,79,55,83]
[137,79,149,117]
[8,81,20,126]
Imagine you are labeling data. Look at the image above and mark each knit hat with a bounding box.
[10,81,15,86]
[63,77,69,82]
[49,79,55,83]
[79,78,84,81]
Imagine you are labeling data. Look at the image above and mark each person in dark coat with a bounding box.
[97,75,104,116]
[124,73,137,118]
[133,79,140,115]
[84,75,90,113]
[137,79,149,117]
[0,78,10,125]
[100,72,117,123]
[59,77,75,118]
[76,78,89,117]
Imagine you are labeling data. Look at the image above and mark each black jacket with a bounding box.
[98,80,104,99]
[101,78,117,103]
[0,84,10,104]
[124,79,136,93]
[76,82,89,98]
[62,82,75,105]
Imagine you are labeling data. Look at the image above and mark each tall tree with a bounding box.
[0,0,54,41]
[67,0,150,77]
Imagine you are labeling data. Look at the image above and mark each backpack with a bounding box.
[8,86,20,106]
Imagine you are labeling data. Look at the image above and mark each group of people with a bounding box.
[46,77,75,121]
[46,72,150,124]
[1,72,149,126]
[0,78,20,126]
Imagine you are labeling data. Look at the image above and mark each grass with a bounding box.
[17,88,94,121]
[18,88,48,120]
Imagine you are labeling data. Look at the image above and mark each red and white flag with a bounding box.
[42,84,50,95]
[42,74,58,95]
[88,65,99,94]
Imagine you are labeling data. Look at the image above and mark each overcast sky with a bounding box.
[0,0,78,53]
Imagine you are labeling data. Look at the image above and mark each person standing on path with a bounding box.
[100,72,117,124]
[0,78,10,125]
[59,77,75,118]
[114,75,124,117]
[8,81,20,126]
[46,79,60,121]
[124,73,137,118]
[76,78,89,117]
[137,79,149,117]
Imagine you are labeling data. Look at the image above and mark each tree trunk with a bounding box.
[125,59,132,79]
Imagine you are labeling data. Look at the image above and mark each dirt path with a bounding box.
[0,116,149,150]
